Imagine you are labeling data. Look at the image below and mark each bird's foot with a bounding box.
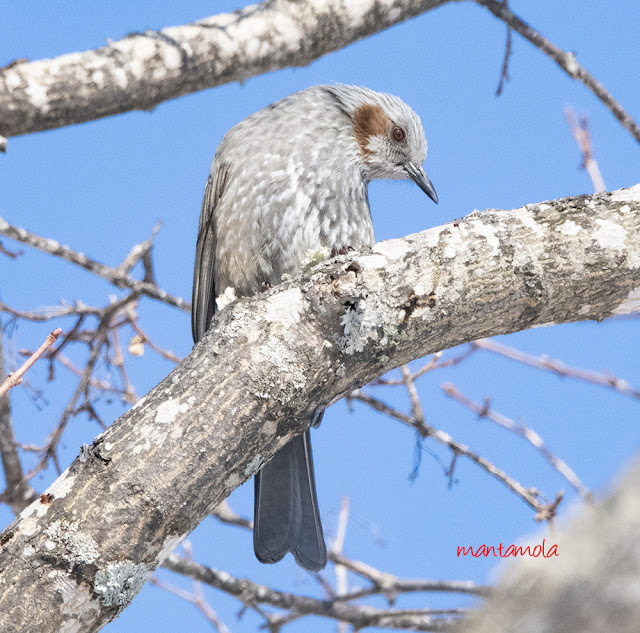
[331,245,355,258]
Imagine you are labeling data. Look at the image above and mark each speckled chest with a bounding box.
[213,88,375,291]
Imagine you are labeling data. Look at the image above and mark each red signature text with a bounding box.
[457,538,558,558]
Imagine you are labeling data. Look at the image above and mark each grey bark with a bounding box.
[0,0,447,138]
[0,186,638,632]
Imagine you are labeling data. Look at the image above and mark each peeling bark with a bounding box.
[0,186,638,632]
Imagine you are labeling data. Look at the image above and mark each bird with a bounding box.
[192,84,437,571]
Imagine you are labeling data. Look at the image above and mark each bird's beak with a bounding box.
[403,162,438,204]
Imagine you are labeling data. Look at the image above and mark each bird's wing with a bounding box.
[191,162,230,343]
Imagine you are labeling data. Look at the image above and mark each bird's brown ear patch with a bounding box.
[354,104,390,155]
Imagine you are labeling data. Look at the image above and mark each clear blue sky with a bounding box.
[1,2,639,631]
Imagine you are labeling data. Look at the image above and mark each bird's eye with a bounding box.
[392,126,406,142]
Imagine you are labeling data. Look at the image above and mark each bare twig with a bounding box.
[495,1,512,96]
[0,217,189,311]
[0,330,38,514]
[209,501,490,600]
[441,382,591,499]
[564,107,606,192]
[150,574,232,633]
[0,328,61,398]
[350,389,556,517]
[332,496,350,633]
[474,338,640,400]
[162,554,464,632]
[475,0,640,144]
[0,240,22,258]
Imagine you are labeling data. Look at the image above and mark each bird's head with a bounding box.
[324,85,438,204]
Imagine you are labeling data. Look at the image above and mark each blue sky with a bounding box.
[1,2,639,631]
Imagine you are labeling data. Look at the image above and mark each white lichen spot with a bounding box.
[44,539,56,551]
[162,46,182,71]
[372,238,407,260]
[336,297,385,355]
[257,338,306,393]
[18,515,41,537]
[227,472,241,490]
[442,226,468,260]
[300,246,330,271]
[579,305,591,315]
[94,560,150,608]
[469,220,500,255]
[264,288,304,330]
[244,454,263,477]
[613,287,640,315]
[46,468,75,501]
[25,78,49,113]
[519,213,544,237]
[558,220,581,236]
[357,254,387,270]
[422,226,447,249]
[216,286,237,310]
[155,399,188,425]
[132,423,156,454]
[261,420,277,438]
[593,219,626,250]
[45,519,100,564]
[170,426,183,439]
[22,544,35,558]
[609,184,640,202]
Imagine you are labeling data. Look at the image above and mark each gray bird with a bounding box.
[192,84,437,571]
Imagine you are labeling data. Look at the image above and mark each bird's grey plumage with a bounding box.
[192,84,436,571]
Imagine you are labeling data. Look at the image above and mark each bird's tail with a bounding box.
[253,428,327,571]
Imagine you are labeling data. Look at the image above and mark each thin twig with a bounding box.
[0,240,23,258]
[332,496,350,633]
[441,382,591,499]
[0,217,189,311]
[0,330,38,514]
[475,0,640,144]
[350,389,557,518]
[162,554,465,632]
[495,1,512,96]
[564,107,606,192]
[0,328,61,398]
[474,338,640,400]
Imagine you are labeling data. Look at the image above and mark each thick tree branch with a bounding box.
[0,0,447,138]
[1,0,638,148]
[0,186,638,632]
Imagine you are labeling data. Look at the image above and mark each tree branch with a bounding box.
[0,217,189,311]
[0,329,38,514]
[474,0,640,143]
[2,0,637,149]
[0,0,447,138]
[0,186,638,632]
